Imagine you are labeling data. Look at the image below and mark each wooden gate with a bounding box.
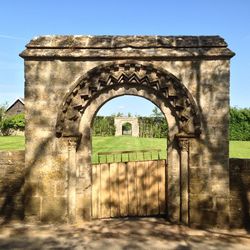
[91,159,166,218]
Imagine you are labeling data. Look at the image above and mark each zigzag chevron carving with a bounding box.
[56,62,201,137]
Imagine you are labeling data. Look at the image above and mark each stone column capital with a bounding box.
[67,137,78,150]
[178,138,189,152]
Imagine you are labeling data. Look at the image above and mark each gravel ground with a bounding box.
[0,218,250,250]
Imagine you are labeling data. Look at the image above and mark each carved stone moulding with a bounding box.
[55,62,202,138]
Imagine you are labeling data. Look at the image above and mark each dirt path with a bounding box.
[0,218,250,250]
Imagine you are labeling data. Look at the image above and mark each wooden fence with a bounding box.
[96,149,162,164]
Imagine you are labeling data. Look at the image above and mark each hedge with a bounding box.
[0,113,25,136]
[93,107,250,140]
[230,107,250,141]
[92,116,168,138]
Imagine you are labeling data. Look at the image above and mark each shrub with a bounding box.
[229,107,250,141]
[0,114,25,136]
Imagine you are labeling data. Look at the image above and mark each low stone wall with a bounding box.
[229,158,250,228]
[0,151,250,228]
[0,151,25,221]
[0,150,68,223]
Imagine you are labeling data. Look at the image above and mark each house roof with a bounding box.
[6,98,25,112]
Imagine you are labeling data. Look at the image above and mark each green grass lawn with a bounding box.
[0,136,25,151]
[229,141,250,159]
[92,136,167,163]
[0,136,249,160]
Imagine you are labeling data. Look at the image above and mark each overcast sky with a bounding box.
[0,0,249,116]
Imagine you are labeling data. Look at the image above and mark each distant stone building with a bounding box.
[5,98,24,116]
[114,117,139,137]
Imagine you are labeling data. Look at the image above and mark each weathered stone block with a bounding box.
[190,195,214,210]
[25,197,41,216]
[41,197,67,222]
[189,168,209,181]
[190,180,210,195]
[55,181,66,196]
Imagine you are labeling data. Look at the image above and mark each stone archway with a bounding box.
[114,117,139,137]
[54,61,201,224]
[20,35,234,227]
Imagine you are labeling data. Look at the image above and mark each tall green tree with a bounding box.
[0,102,8,123]
[150,107,163,118]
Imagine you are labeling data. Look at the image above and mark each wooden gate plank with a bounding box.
[119,162,128,216]
[110,162,119,217]
[147,160,159,215]
[100,163,110,218]
[137,161,147,216]
[127,161,137,216]
[136,161,142,216]
[145,160,150,216]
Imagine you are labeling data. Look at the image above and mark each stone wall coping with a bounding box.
[229,158,250,162]
[25,35,228,48]
[20,35,235,59]
[0,150,25,156]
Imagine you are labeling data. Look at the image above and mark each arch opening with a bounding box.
[91,95,169,163]
[89,95,169,218]
[56,62,202,224]
[122,122,132,135]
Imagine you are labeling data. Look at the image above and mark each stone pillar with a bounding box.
[132,119,139,137]
[178,138,189,225]
[67,137,78,222]
[167,138,181,223]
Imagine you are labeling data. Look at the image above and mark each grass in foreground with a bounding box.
[0,136,249,160]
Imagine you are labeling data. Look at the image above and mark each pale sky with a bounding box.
[0,0,249,115]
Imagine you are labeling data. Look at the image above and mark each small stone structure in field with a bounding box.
[114,117,139,137]
[16,35,237,227]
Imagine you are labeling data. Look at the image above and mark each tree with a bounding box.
[116,112,124,117]
[230,107,250,140]
[0,113,25,136]
[0,102,8,123]
[150,107,163,118]
[92,116,115,136]
[122,122,132,131]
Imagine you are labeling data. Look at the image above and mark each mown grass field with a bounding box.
[0,136,249,161]
[92,136,167,163]
[0,136,25,151]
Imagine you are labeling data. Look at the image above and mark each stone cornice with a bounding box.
[20,35,235,59]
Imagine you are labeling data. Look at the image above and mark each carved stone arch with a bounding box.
[55,62,201,138]
[21,35,235,227]
[76,85,182,223]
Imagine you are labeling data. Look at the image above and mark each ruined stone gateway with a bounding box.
[114,117,139,137]
[20,35,235,227]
